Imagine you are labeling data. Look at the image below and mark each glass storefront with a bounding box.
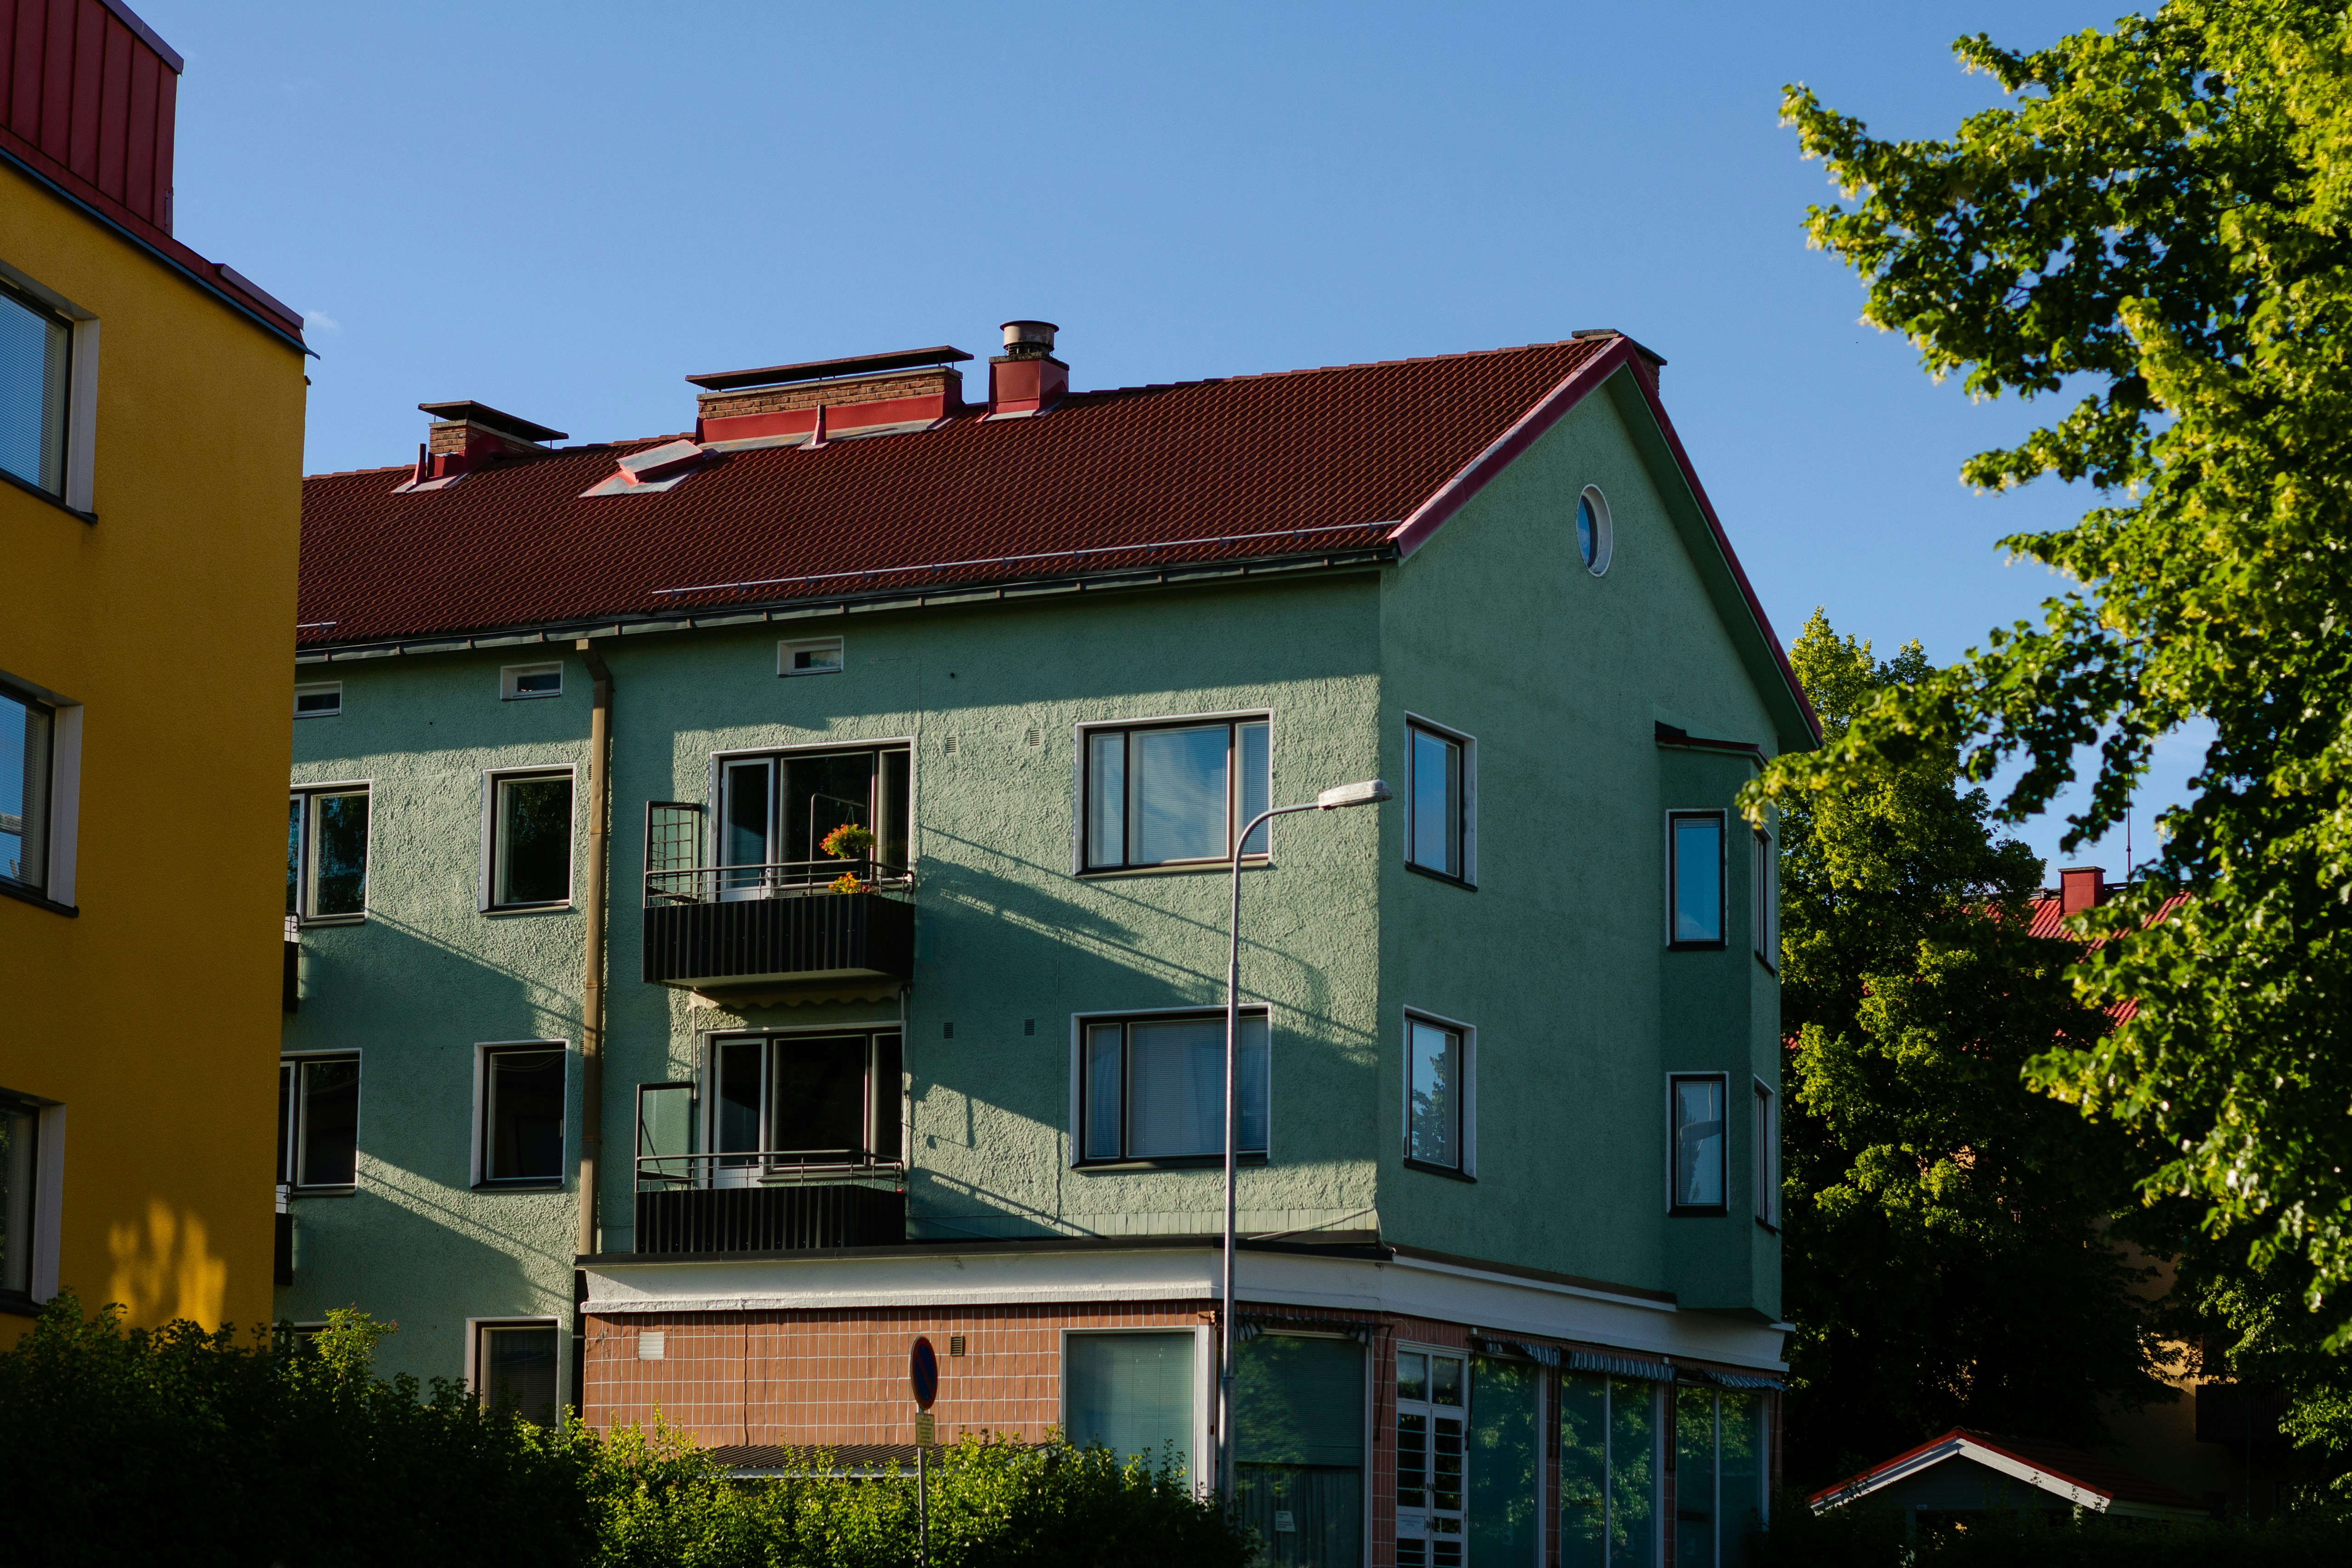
[1562,1371,1663,1567]
[1235,1333,1365,1568]
[1674,1384,1768,1568]
[1469,1357,1543,1564]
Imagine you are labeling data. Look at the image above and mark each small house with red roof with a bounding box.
[277,322,1813,1568]
[1810,1428,2208,1528]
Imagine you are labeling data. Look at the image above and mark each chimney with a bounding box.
[407,401,567,487]
[687,347,972,446]
[988,321,1067,418]
[2059,866,2106,916]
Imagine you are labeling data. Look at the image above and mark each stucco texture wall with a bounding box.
[1372,368,1785,1315]
[0,161,307,1341]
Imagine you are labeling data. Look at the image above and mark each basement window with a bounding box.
[293,683,342,718]
[501,664,561,700]
[779,637,844,677]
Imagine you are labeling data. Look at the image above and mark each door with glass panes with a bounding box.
[1395,1348,1467,1566]
[716,745,908,897]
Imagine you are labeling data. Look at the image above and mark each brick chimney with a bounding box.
[688,348,972,446]
[2059,866,2106,916]
[988,321,1067,418]
[407,401,567,487]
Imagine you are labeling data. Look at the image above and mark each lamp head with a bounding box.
[1316,779,1393,810]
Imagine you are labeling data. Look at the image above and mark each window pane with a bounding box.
[481,1324,559,1427]
[722,762,771,881]
[496,776,572,905]
[636,1082,693,1187]
[1673,1078,1726,1208]
[870,1034,903,1162]
[1468,1358,1542,1566]
[1086,731,1126,868]
[1407,1021,1460,1168]
[1397,1351,1428,1403]
[298,1059,359,1187]
[1431,1354,1463,1407]
[782,751,874,866]
[1237,720,1270,855]
[1718,1392,1763,1568]
[1560,1374,1608,1568]
[1674,1387,1717,1568]
[1083,1023,1123,1161]
[1237,1014,1270,1156]
[0,287,69,495]
[487,1049,564,1181]
[1066,1330,1195,1473]
[309,792,369,917]
[1672,817,1723,943]
[285,798,302,915]
[1,691,51,889]
[770,1035,869,1159]
[879,749,911,873]
[1128,1017,1224,1157]
[1,1102,36,1296]
[1410,729,1457,876]
[714,1040,763,1157]
[1131,725,1229,864]
[1236,1335,1365,1568]
[277,1064,295,1185]
[1609,1380,1660,1567]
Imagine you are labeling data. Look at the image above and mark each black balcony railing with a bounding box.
[283,915,300,1012]
[641,860,913,989]
[631,1156,906,1253]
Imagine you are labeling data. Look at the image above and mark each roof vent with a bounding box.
[988,320,1066,419]
[687,346,972,447]
[2059,866,2106,916]
[399,401,567,492]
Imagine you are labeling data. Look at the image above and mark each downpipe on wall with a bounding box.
[573,638,613,1412]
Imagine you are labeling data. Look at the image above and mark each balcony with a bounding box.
[641,860,914,991]
[283,915,300,1012]
[633,1152,905,1253]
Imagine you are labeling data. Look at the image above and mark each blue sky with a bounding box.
[144,0,2182,881]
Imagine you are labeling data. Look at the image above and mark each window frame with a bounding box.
[0,266,96,517]
[1059,1323,1214,1483]
[1401,1008,1477,1181]
[705,736,916,887]
[1754,1079,1780,1230]
[1074,711,1273,875]
[1666,1071,1731,1218]
[499,662,563,701]
[698,1024,905,1177]
[1752,826,1778,971]
[478,765,577,913]
[287,780,372,925]
[1070,1005,1274,1170]
[1666,809,1728,951]
[467,1315,562,1426]
[0,1088,62,1310]
[0,677,55,901]
[1393,1340,1472,1566]
[778,636,845,677]
[1402,714,1477,889]
[1575,483,1615,577]
[278,1051,362,1194]
[474,1040,570,1189]
[292,682,342,719]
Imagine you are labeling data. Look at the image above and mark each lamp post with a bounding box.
[1218,777,1392,1506]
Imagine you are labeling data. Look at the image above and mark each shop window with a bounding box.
[1236,1333,1364,1567]
[1561,1371,1663,1567]
[1468,1356,1542,1564]
[1396,1348,1466,1566]
[1064,1330,1196,1475]
[1675,1385,1768,1568]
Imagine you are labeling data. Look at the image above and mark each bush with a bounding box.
[0,1295,1253,1568]
[1751,1494,2352,1568]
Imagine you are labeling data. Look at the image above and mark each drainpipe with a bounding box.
[575,639,613,1261]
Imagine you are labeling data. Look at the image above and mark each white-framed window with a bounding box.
[1668,1072,1729,1217]
[706,1027,903,1177]
[287,783,370,923]
[1062,1326,1205,1477]
[475,1042,567,1187]
[1078,713,1270,873]
[1575,485,1614,577]
[278,1053,360,1191]
[1403,1011,1475,1177]
[1754,1080,1780,1229]
[293,682,342,718]
[469,1317,560,1427]
[0,266,97,512]
[2,680,53,897]
[500,662,562,700]
[480,767,574,911]
[1394,1345,1468,1567]
[715,741,911,889]
[1752,827,1778,968]
[0,1089,62,1305]
[1404,716,1475,885]
[1074,1008,1268,1166]
[1668,810,1726,948]
[779,636,844,676]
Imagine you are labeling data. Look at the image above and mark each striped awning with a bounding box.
[1567,1351,1676,1382]
[1704,1370,1785,1390]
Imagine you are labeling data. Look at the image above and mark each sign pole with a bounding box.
[909,1334,939,1568]
[918,1443,929,1568]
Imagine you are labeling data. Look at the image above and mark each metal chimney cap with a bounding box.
[999,320,1060,357]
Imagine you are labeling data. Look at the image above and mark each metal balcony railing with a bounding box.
[634,1149,906,1190]
[630,1152,907,1254]
[644,858,912,907]
[640,860,916,989]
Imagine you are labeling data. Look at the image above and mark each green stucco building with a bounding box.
[280,325,1812,1568]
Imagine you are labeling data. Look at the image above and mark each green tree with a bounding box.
[1761,0,2352,1425]
[1773,611,2167,1488]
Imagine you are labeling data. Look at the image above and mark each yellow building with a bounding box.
[0,0,307,1342]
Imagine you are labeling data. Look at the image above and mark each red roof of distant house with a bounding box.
[1810,1428,2205,1519]
[296,334,1815,736]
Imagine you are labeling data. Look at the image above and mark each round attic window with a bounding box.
[1576,487,1614,576]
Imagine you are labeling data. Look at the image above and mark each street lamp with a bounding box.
[1218,777,1392,1506]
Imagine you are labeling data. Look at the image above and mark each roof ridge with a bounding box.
[1071,336,1594,402]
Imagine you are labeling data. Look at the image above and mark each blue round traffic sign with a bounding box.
[910,1336,939,1410]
